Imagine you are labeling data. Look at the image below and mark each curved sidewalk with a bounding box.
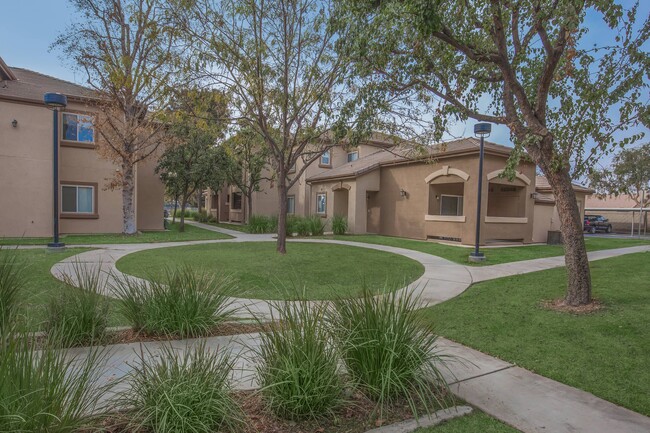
[50,223,474,319]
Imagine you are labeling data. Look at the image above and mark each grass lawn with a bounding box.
[416,411,520,432]
[204,221,249,232]
[323,234,650,266]
[116,242,424,300]
[1,248,125,331]
[0,222,231,246]
[419,251,650,415]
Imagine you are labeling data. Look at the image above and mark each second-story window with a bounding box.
[62,113,94,143]
[320,150,331,167]
[347,151,359,162]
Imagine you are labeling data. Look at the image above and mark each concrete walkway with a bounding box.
[51,222,650,432]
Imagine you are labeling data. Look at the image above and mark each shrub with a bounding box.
[256,299,343,420]
[174,208,197,219]
[247,214,272,234]
[0,329,111,432]
[307,215,326,236]
[0,248,26,333]
[268,215,279,233]
[46,260,109,346]
[111,265,236,338]
[332,215,348,235]
[331,288,449,416]
[195,210,209,223]
[285,215,303,235]
[122,342,243,433]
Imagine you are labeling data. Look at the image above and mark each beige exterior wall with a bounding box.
[0,98,164,237]
[531,192,588,243]
[0,100,54,237]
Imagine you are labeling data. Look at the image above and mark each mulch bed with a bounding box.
[541,298,604,314]
[105,321,272,345]
[94,390,449,433]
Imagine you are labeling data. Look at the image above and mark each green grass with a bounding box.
[0,222,231,246]
[116,242,424,300]
[416,411,520,432]
[419,251,650,415]
[0,248,124,331]
[205,222,249,232]
[323,234,650,266]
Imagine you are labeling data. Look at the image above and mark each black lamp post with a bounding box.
[469,122,491,262]
[44,93,68,249]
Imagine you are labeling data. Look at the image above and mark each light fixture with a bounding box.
[530,192,539,200]
[11,119,17,127]
[43,92,68,250]
[469,122,492,263]
[399,188,407,197]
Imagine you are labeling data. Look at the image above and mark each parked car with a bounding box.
[584,215,613,234]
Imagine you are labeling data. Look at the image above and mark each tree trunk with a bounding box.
[121,160,137,235]
[276,177,288,254]
[247,192,253,224]
[545,169,592,306]
[172,194,178,224]
[197,187,202,214]
[179,195,188,233]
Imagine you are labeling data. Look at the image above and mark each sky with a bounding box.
[1,0,647,170]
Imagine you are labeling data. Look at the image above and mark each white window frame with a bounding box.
[62,112,95,143]
[320,150,331,166]
[61,184,95,214]
[316,193,327,214]
[440,194,463,216]
[347,151,359,162]
[287,195,295,214]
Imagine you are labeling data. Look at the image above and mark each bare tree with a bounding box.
[54,0,181,234]
[172,0,351,253]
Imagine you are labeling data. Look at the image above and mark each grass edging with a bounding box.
[364,406,472,433]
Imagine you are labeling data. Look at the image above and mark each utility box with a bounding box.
[547,230,563,245]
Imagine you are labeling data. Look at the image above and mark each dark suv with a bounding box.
[584,215,613,234]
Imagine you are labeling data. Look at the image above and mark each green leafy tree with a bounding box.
[157,89,229,231]
[590,143,650,232]
[170,0,353,253]
[54,0,181,234]
[334,0,649,306]
[223,127,271,223]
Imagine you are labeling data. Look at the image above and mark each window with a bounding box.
[287,195,295,214]
[62,113,94,143]
[440,195,463,216]
[347,151,359,162]
[62,184,94,214]
[316,193,327,214]
[231,192,242,210]
[320,150,331,167]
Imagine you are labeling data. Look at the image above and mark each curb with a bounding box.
[363,406,473,433]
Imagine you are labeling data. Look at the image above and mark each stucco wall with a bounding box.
[0,98,164,237]
[136,151,165,231]
[0,100,54,237]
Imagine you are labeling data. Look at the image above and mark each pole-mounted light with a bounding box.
[469,122,491,262]
[44,92,68,250]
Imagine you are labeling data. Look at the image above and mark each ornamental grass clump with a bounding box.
[111,265,236,338]
[122,342,243,433]
[247,214,273,234]
[307,215,326,235]
[332,287,449,416]
[0,328,112,432]
[332,215,348,235]
[46,260,110,346]
[0,248,25,333]
[256,299,344,420]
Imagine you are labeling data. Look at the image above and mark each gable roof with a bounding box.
[535,176,594,194]
[307,137,515,183]
[0,58,96,104]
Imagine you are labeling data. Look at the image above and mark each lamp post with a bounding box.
[44,93,68,250]
[469,122,491,262]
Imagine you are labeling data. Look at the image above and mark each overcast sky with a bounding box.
[1,0,647,169]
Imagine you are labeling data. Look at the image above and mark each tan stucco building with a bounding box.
[208,136,592,245]
[0,57,164,238]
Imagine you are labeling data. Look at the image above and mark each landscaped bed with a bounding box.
[419,251,650,416]
[0,222,231,245]
[320,234,650,266]
[115,242,425,300]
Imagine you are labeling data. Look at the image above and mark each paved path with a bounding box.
[51,222,650,432]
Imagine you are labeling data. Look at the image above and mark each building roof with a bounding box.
[0,58,96,104]
[535,176,594,194]
[307,137,514,182]
[585,193,640,208]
